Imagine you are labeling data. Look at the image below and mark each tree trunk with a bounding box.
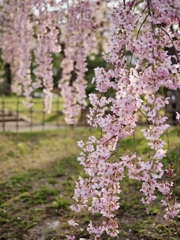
[3,63,11,95]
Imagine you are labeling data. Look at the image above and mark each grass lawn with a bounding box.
[0,127,179,239]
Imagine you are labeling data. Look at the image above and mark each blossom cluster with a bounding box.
[0,1,179,239]
[0,0,111,123]
[58,0,97,124]
[58,0,111,124]
[0,1,35,106]
[0,0,61,111]
[70,0,180,239]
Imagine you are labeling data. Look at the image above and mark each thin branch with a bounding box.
[129,4,148,66]
[147,0,155,36]
[147,0,155,58]
[138,109,151,125]
[123,0,126,7]
[136,13,148,39]
[127,0,137,15]
[133,131,137,154]
[119,141,132,153]
[158,26,180,64]
[166,129,173,163]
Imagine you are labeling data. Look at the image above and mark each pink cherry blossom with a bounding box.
[0,1,179,239]
[71,0,180,238]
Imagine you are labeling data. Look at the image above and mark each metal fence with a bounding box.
[1,91,179,132]
[0,95,86,132]
[165,90,180,125]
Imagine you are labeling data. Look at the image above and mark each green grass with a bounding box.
[0,127,179,239]
[0,95,65,123]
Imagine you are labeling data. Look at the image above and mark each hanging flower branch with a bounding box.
[34,5,61,113]
[0,0,111,123]
[0,1,179,238]
[58,0,111,124]
[0,0,35,106]
[58,0,97,124]
[69,0,180,238]
[0,0,61,111]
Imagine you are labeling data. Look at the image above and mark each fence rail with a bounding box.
[1,91,179,132]
[0,95,86,132]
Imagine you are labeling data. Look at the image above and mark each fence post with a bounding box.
[29,104,33,131]
[2,95,5,132]
[16,96,19,133]
[56,97,60,128]
[42,100,45,131]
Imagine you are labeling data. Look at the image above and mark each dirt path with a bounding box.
[0,122,70,132]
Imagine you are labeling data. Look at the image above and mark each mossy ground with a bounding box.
[0,127,179,239]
